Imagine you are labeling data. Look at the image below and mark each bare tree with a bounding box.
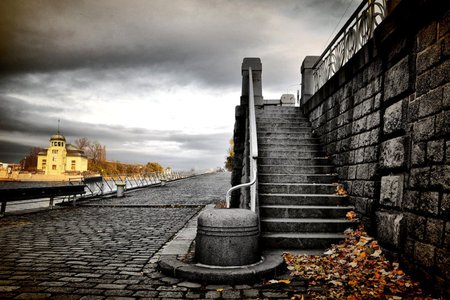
[74,137,91,151]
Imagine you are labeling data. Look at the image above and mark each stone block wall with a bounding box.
[302,0,449,296]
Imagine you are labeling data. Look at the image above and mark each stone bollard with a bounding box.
[195,209,260,266]
[116,182,126,198]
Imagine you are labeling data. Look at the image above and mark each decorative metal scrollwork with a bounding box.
[312,0,386,94]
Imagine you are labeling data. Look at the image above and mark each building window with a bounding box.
[52,165,56,170]
[52,156,57,162]
[52,150,58,154]
[71,160,76,170]
[42,159,46,169]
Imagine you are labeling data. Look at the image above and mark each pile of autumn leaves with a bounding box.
[282,222,433,300]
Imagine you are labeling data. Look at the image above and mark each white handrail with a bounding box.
[226,67,258,212]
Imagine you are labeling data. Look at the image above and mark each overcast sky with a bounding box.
[0,0,359,171]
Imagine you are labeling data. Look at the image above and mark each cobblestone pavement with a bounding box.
[0,172,307,299]
[88,173,231,206]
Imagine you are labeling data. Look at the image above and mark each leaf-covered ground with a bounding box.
[279,223,438,300]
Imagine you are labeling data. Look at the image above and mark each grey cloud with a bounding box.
[0,0,356,90]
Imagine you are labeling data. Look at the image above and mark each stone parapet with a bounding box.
[301,0,450,296]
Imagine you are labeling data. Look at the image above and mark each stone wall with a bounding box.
[302,0,449,296]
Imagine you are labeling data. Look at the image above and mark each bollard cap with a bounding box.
[198,209,258,228]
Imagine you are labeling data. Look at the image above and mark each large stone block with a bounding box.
[435,110,450,137]
[419,191,439,215]
[402,190,419,210]
[417,43,441,74]
[418,87,443,118]
[427,139,444,162]
[380,175,404,207]
[384,100,403,134]
[366,111,380,130]
[414,241,435,268]
[411,142,426,166]
[412,116,435,142]
[380,137,406,168]
[424,218,444,246]
[441,193,450,218]
[376,211,404,249]
[405,213,426,240]
[430,59,450,90]
[409,167,430,189]
[384,56,410,100]
[436,249,450,281]
[430,165,450,189]
[417,21,437,52]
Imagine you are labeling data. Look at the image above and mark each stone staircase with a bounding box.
[256,106,354,251]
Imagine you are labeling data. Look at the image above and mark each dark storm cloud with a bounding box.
[0,0,357,88]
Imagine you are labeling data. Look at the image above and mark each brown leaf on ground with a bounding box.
[282,224,437,299]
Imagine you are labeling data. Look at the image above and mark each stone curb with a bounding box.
[158,253,285,284]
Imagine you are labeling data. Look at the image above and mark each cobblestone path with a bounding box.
[0,172,301,299]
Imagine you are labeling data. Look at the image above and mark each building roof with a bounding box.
[50,134,66,142]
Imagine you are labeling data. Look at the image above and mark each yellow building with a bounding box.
[37,133,88,175]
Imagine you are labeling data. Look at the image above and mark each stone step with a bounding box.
[258,165,334,174]
[258,126,313,133]
[256,117,309,123]
[258,157,330,166]
[261,218,356,233]
[257,113,307,119]
[259,193,347,206]
[257,132,314,139]
[257,121,311,127]
[258,173,337,183]
[258,150,325,158]
[259,205,353,219]
[258,144,322,151]
[261,232,345,249]
[259,183,337,194]
[258,137,320,144]
[260,106,300,112]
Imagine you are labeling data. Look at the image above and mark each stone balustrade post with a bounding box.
[300,56,319,107]
[241,58,263,106]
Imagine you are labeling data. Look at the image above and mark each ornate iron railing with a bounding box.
[312,0,387,94]
[226,67,258,212]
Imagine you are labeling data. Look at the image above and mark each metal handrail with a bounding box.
[312,0,387,93]
[226,67,258,212]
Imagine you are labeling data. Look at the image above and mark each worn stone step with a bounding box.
[257,117,309,123]
[258,173,337,183]
[257,126,312,133]
[257,132,314,139]
[257,121,311,127]
[261,232,345,249]
[258,137,320,144]
[258,165,334,174]
[257,113,307,119]
[258,150,325,158]
[258,144,322,151]
[258,157,330,166]
[259,183,337,194]
[257,106,301,114]
[261,218,356,233]
[259,193,347,206]
[260,205,353,219]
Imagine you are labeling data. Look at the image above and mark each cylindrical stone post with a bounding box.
[195,209,260,266]
[116,182,126,197]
